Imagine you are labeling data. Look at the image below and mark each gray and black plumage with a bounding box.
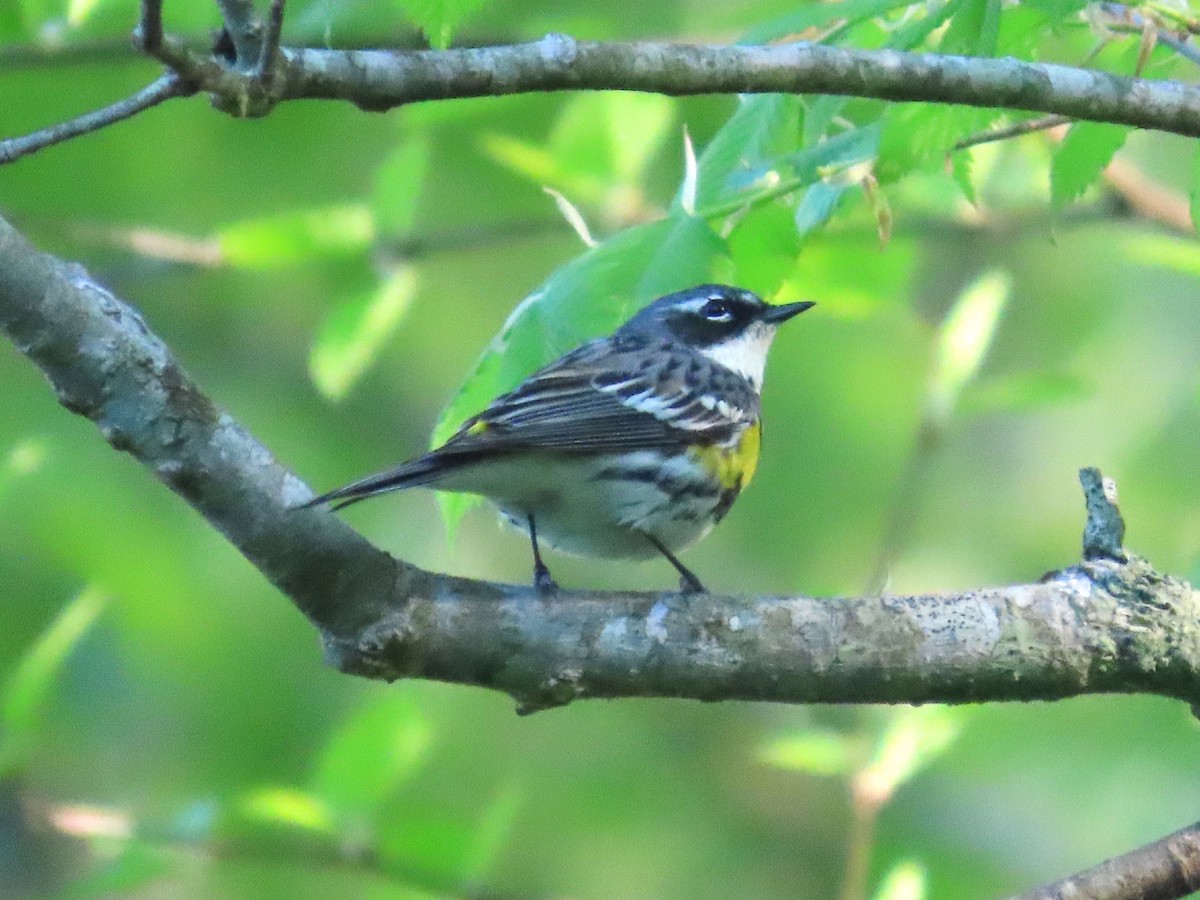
[301,284,814,592]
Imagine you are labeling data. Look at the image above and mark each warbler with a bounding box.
[302,284,813,592]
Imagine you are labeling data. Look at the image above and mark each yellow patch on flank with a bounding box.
[690,421,762,490]
[465,420,489,436]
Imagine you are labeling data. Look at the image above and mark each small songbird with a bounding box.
[301,284,814,593]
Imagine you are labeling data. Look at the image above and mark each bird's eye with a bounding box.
[701,298,734,322]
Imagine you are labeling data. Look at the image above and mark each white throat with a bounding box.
[698,321,775,389]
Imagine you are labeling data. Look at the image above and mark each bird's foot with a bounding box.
[533,562,559,595]
[678,571,706,594]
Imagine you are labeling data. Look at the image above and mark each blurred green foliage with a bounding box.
[3,0,1200,897]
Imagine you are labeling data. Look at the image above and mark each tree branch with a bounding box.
[0,74,192,166]
[1,211,1199,717]
[266,39,1200,138]
[1018,820,1200,900]
[7,29,1200,162]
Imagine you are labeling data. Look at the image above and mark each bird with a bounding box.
[300,284,814,593]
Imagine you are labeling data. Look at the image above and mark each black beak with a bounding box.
[761,300,816,325]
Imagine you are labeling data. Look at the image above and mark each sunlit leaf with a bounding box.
[678,128,698,216]
[861,706,966,800]
[217,205,374,269]
[312,693,432,826]
[961,370,1089,415]
[66,842,174,899]
[544,187,597,247]
[596,93,675,186]
[486,93,673,213]
[237,787,334,833]
[926,269,1011,424]
[1122,233,1200,277]
[66,0,105,26]
[372,136,431,240]
[308,265,418,400]
[760,730,860,776]
[0,586,106,776]
[400,0,491,49]
[1051,122,1129,213]
[873,860,928,900]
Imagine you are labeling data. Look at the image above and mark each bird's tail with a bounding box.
[297,452,466,512]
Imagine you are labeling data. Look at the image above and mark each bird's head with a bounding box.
[618,284,815,388]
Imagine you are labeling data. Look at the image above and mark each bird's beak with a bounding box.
[761,300,816,325]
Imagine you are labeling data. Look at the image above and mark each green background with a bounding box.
[2,0,1200,897]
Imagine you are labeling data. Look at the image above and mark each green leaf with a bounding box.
[876,105,994,184]
[208,788,341,861]
[940,0,1001,56]
[0,587,106,776]
[308,265,418,401]
[460,782,521,881]
[926,269,1011,424]
[485,93,674,210]
[372,137,431,240]
[65,843,174,899]
[1122,234,1200,277]
[400,0,491,49]
[760,730,860,776]
[950,148,976,205]
[872,860,928,900]
[1191,141,1200,235]
[695,94,802,210]
[960,370,1089,415]
[1051,122,1129,213]
[433,216,726,535]
[217,205,374,269]
[861,706,966,800]
[794,182,849,238]
[311,693,432,826]
[741,0,918,45]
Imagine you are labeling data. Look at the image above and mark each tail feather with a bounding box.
[298,452,460,512]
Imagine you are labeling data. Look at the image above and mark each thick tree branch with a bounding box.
[261,39,1200,138]
[1,212,1199,718]
[1018,819,1200,900]
[8,31,1200,160]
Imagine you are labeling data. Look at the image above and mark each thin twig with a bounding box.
[257,0,286,79]
[0,74,192,166]
[953,115,1069,151]
[1016,820,1200,900]
[137,0,163,54]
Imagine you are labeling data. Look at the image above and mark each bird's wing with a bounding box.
[441,337,759,455]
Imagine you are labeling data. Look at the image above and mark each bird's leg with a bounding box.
[527,513,558,594]
[642,532,706,594]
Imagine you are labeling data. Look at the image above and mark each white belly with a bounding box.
[435,451,722,559]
